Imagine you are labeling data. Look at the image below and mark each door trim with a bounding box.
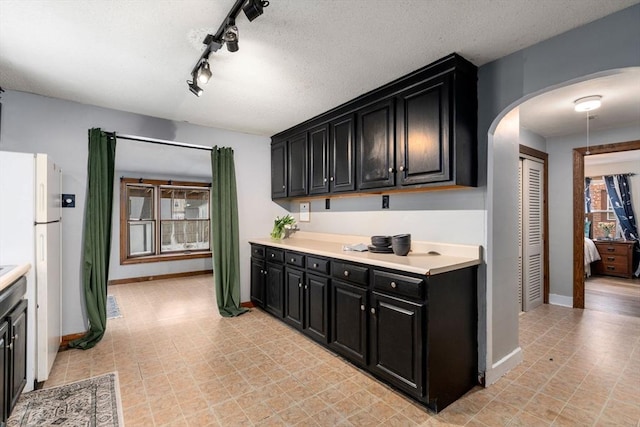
[519,145,549,304]
[572,139,640,308]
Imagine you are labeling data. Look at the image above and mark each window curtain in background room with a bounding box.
[604,174,640,277]
[69,128,116,349]
[585,177,592,213]
[211,147,248,317]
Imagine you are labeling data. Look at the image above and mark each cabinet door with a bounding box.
[396,76,451,185]
[370,292,424,398]
[265,263,284,318]
[309,125,330,195]
[288,133,308,197]
[8,300,27,413]
[250,258,265,307]
[357,99,395,190]
[271,140,287,199]
[330,280,367,366]
[0,321,7,423]
[284,268,304,329]
[304,274,329,343]
[331,115,356,193]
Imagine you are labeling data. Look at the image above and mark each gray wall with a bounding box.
[478,4,640,372]
[0,90,281,335]
[547,125,640,299]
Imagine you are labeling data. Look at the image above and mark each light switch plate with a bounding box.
[299,202,310,222]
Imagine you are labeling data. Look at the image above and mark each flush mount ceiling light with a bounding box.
[574,95,602,112]
[186,0,270,96]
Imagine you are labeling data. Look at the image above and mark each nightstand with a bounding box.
[593,240,636,279]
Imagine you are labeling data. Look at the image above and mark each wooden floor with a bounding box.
[585,275,640,317]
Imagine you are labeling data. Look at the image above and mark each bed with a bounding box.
[584,237,601,277]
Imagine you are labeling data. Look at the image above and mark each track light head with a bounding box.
[197,60,212,84]
[243,0,269,22]
[223,22,239,52]
[188,80,203,97]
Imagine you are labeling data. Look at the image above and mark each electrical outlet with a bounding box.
[382,195,389,209]
[325,198,330,209]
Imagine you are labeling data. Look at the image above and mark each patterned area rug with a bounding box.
[7,372,123,427]
[107,295,122,319]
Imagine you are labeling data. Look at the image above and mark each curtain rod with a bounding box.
[116,133,213,152]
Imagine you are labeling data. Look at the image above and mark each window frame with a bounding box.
[120,178,212,265]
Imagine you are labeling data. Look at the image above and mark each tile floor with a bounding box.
[46,275,640,426]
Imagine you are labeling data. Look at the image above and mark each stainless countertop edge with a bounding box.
[248,238,481,276]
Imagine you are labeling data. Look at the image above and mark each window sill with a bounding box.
[120,251,212,265]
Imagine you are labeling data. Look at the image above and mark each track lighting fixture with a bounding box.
[186,0,270,96]
[243,0,269,22]
[223,20,239,53]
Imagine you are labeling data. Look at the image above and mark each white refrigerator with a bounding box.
[0,151,62,390]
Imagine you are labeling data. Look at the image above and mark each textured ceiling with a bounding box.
[0,0,638,136]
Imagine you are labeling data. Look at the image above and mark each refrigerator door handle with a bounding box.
[40,234,45,261]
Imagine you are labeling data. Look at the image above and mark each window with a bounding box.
[120,178,211,264]
[587,178,619,239]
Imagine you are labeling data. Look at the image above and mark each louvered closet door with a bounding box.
[522,158,544,311]
[518,160,523,312]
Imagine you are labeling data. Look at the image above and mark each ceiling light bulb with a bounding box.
[197,61,212,84]
[223,25,239,53]
[574,95,602,112]
[188,80,203,97]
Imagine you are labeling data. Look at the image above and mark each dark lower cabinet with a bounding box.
[0,275,28,425]
[370,292,424,398]
[284,268,304,329]
[250,257,265,307]
[264,263,284,318]
[304,274,329,343]
[330,280,367,366]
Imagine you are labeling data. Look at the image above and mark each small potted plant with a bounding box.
[271,214,296,240]
[598,222,616,239]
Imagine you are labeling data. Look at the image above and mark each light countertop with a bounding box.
[248,232,482,276]
[0,263,31,292]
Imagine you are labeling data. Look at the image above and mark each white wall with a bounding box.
[546,125,640,300]
[0,90,280,335]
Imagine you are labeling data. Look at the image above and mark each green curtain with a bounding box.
[69,128,116,349]
[211,147,248,317]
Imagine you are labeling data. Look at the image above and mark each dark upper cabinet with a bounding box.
[287,133,308,197]
[308,125,330,195]
[357,99,395,190]
[271,140,287,199]
[331,114,356,193]
[396,76,451,186]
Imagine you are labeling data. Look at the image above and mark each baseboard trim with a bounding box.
[241,301,255,308]
[108,269,213,286]
[549,293,573,308]
[59,332,87,351]
[484,347,523,386]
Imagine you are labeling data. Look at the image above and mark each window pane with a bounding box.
[129,221,155,256]
[128,186,154,220]
[161,220,210,252]
[161,188,209,220]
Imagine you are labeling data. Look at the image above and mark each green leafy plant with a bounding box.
[271,214,296,240]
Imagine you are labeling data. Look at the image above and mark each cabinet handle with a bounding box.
[313,263,319,268]
[298,283,302,288]
[607,256,615,261]
[399,166,405,171]
[388,167,395,173]
[282,185,285,189]
[323,178,328,183]
[343,270,350,277]
[291,258,295,262]
[8,342,12,351]
[330,177,334,181]
[271,253,275,258]
[360,305,365,311]
[370,308,376,315]
[263,271,268,276]
[390,281,397,288]
[304,285,308,290]
[606,266,615,271]
[607,247,615,252]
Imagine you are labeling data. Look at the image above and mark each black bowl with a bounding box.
[371,235,391,247]
[392,242,411,256]
[392,234,411,244]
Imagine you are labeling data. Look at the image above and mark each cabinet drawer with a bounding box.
[286,251,305,268]
[599,254,629,265]
[595,242,630,256]
[251,244,265,259]
[307,256,330,275]
[332,261,369,286]
[373,270,424,299]
[266,248,284,263]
